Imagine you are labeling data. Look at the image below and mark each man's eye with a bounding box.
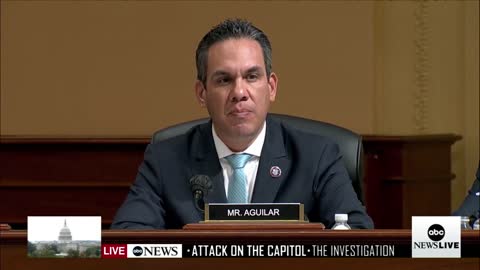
[217,77,230,84]
[246,74,258,81]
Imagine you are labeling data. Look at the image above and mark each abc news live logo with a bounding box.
[412,216,461,258]
[102,244,182,258]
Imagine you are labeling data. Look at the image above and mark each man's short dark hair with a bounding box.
[195,18,273,85]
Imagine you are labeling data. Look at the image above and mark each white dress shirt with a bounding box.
[212,122,266,203]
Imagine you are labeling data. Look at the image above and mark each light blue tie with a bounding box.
[226,154,252,203]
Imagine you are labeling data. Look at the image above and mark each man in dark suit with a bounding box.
[453,162,480,219]
[111,19,373,229]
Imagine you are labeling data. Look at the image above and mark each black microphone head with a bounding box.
[189,175,213,196]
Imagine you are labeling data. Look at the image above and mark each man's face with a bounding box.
[195,38,277,150]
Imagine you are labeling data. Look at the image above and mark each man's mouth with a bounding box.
[228,109,252,118]
[230,111,250,117]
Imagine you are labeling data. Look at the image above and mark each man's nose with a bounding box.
[230,78,249,102]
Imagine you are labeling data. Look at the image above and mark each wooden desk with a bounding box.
[1,228,478,270]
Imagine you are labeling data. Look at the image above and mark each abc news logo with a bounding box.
[412,216,461,258]
[414,224,459,249]
[131,244,181,258]
[427,224,445,241]
[101,244,182,258]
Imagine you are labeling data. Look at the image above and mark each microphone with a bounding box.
[189,175,213,212]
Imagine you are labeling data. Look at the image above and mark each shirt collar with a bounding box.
[212,121,266,159]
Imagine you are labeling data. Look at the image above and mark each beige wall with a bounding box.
[1,1,478,209]
[1,0,375,136]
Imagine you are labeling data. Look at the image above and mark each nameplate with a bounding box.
[204,203,304,222]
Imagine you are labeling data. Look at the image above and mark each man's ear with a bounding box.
[268,72,278,102]
[194,80,207,107]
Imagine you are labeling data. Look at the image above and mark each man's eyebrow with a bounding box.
[245,66,263,74]
[210,70,230,78]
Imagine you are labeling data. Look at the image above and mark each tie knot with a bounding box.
[225,154,252,169]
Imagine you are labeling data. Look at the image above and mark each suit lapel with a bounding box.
[251,116,290,203]
[188,122,227,204]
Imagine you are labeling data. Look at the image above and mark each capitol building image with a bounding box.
[32,219,100,258]
[59,219,73,242]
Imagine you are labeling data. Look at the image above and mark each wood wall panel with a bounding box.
[0,187,128,229]
[0,137,147,229]
[0,135,460,229]
[362,135,460,229]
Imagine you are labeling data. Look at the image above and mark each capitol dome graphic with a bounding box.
[58,219,72,242]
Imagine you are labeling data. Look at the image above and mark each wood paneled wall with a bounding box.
[0,135,460,229]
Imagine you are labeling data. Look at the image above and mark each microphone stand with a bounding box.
[193,190,205,212]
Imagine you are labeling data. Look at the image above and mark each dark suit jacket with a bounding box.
[111,116,374,229]
[453,162,480,218]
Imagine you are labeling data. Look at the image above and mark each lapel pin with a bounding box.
[270,166,282,178]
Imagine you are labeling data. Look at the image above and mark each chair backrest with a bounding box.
[152,113,364,202]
